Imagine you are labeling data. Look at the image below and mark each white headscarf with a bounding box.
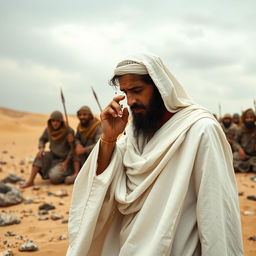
[112,53,195,113]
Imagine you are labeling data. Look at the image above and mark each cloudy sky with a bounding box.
[0,0,255,117]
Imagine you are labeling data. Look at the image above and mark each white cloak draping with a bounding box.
[67,54,243,256]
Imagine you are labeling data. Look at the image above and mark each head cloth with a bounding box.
[112,53,195,113]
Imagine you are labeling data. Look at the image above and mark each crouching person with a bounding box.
[20,111,75,188]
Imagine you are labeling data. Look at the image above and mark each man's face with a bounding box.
[50,119,62,130]
[222,118,232,128]
[118,74,166,137]
[78,112,92,126]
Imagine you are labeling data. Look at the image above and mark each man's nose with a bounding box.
[126,94,136,106]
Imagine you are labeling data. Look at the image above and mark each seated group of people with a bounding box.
[220,108,256,173]
[21,106,102,188]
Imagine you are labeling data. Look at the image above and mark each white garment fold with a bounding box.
[67,53,243,255]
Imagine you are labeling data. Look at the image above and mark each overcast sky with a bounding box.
[0,0,255,117]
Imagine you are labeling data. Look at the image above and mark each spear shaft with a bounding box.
[60,88,69,127]
[91,86,102,112]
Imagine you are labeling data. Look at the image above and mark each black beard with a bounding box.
[80,118,91,127]
[131,86,166,138]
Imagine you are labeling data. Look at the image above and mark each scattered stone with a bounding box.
[0,161,7,165]
[23,199,34,204]
[51,213,63,220]
[38,209,49,215]
[0,167,2,172]
[59,200,65,206]
[9,156,14,159]
[0,249,13,256]
[238,192,244,196]
[3,240,8,245]
[19,241,38,252]
[247,195,256,201]
[19,160,25,165]
[250,176,256,182]
[243,211,254,216]
[20,169,25,174]
[2,150,8,154]
[39,203,55,211]
[47,191,55,196]
[248,236,256,241]
[0,183,24,206]
[15,235,24,240]
[61,218,68,224]
[54,189,68,197]
[32,186,40,191]
[26,157,34,163]
[1,174,24,184]
[59,234,68,240]
[4,231,16,237]
[0,212,21,226]
[38,216,49,221]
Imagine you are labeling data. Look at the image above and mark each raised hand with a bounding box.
[100,95,129,141]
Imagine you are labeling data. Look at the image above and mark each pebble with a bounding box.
[19,241,38,252]
[248,236,256,241]
[51,213,63,220]
[1,174,24,184]
[15,235,24,240]
[243,211,254,216]
[247,195,256,201]
[0,212,21,226]
[4,231,16,237]
[61,218,69,224]
[39,203,55,211]
[250,176,256,182]
[0,250,13,256]
[38,209,49,215]
[59,234,68,240]
[38,216,49,221]
[19,160,25,165]
[54,189,68,197]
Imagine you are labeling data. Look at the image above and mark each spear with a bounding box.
[91,86,102,112]
[60,87,69,127]
[218,102,222,121]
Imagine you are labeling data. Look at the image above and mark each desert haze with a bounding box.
[0,107,255,255]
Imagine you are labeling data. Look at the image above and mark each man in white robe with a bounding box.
[67,53,243,256]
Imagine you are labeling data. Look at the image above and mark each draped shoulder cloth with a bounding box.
[67,54,243,256]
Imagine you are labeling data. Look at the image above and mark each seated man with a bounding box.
[21,111,75,188]
[65,106,102,184]
[233,108,256,172]
[220,113,238,151]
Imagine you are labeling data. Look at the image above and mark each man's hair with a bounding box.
[109,74,155,88]
[241,108,255,123]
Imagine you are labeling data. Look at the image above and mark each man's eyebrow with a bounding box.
[120,85,143,92]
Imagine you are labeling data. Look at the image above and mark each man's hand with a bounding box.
[59,161,68,172]
[36,148,45,158]
[75,144,86,156]
[238,148,247,160]
[100,95,129,141]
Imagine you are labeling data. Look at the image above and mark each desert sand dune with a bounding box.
[0,107,255,255]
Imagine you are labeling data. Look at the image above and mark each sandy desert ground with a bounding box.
[0,107,255,255]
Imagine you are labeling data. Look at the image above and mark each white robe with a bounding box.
[67,106,243,256]
[67,53,243,255]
